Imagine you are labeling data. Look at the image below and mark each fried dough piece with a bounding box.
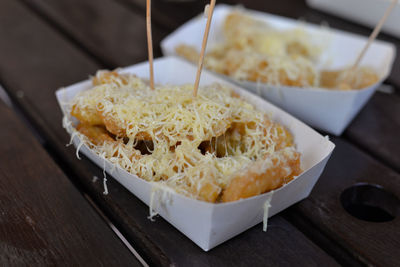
[71,71,130,125]
[175,44,200,63]
[320,68,379,90]
[99,107,232,144]
[176,43,316,87]
[199,183,221,202]
[223,12,268,46]
[97,107,156,140]
[76,124,114,145]
[76,123,143,162]
[221,147,301,202]
[172,141,222,202]
[99,110,161,141]
[203,118,294,158]
[71,105,103,125]
[272,124,294,150]
[98,110,126,137]
[247,64,316,86]
[286,41,312,59]
[92,70,129,86]
[223,52,316,86]
[194,170,221,202]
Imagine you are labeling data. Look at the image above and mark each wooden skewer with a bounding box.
[193,0,216,97]
[146,0,154,90]
[350,0,397,72]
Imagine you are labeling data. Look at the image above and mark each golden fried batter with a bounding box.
[71,105,103,126]
[92,70,129,86]
[320,68,379,90]
[222,148,301,202]
[76,124,114,145]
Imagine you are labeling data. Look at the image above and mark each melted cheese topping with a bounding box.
[67,72,300,202]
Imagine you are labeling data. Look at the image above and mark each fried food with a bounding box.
[176,12,379,90]
[69,70,302,202]
[176,44,318,86]
[76,123,114,145]
[92,70,129,86]
[98,109,127,137]
[222,147,301,202]
[76,123,142,162]
[71,71,147,127]
[176,12,320,87]
[175,45,200,63]
[71,105,103,126]
[320,67,379,90]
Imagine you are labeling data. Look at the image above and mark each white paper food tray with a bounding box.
[307,0,400,38]
[160,4,396,135]
[56,57,335,251]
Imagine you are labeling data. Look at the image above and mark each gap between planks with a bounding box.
[282,209,365,267]
[84,193,149,267]
[343,129,400,176]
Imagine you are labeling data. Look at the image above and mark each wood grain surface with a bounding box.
[345,90,400,172]
[292,137,400,266]
[118,0,212,30]
[1,0,400,265]
[21,0,168,67]
[0,0,339,266]
[0,100,138,265]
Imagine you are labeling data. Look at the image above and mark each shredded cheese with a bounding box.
[263,192,273,232]
[66,72,300,202]
[176,12,321,88]
[102,156,108,195]
[176,12,379,90]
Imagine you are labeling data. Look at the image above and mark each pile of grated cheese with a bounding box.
[67,72,298,202]
[176,11,322,87]
[176,11,380,90]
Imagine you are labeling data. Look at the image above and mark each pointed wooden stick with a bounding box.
[351,0,397,71]
[193,0,216,97]
[146,0,154,90]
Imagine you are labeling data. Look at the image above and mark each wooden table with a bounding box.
[0,0,399,266]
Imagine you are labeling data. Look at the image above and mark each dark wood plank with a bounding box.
[117,0,211,30]
[345,90,400,172]
[0,101,138,265]
[21,0,168,67]
[0,0,340,266]
[118,0,308,32]
[290,137,400,267]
